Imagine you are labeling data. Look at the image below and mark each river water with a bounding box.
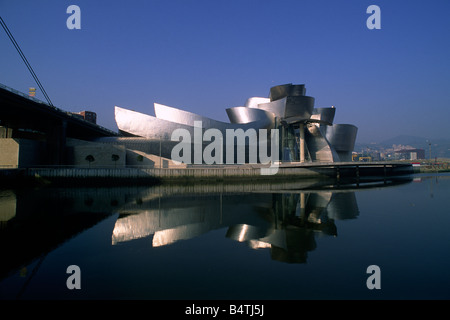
[1,173,449,300]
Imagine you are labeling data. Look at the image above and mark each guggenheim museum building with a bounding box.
[99,83,358,167]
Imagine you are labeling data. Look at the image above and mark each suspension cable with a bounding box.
[0,16,54,106]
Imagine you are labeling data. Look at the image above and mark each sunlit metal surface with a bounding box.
[244,97,270,109]
[249,96,314,124]
[283,96,315,124]
[155,103,272,129]
[311,107,336,125]
[226,106,275,126]
[253,83,315,124]
[113,84,358,164]
[326,124,358,162]
[252,97,287,118]
[305,123,340,162]
[117,104,274,139]
[115,106,194,139]
[154,103,206,126]
[269,83,306,101]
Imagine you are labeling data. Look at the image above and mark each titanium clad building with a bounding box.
[105,83,358,165]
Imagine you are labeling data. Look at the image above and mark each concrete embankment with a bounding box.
[0,162,414,186]
[418,164,450,173]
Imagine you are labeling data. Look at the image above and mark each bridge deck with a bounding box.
[0,83,118,139]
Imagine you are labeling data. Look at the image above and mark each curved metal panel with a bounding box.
[154,103,273,130]
[114,83,358,165]
[269,84,306,101]
[253,97,287,118]
[154,103,205,125]
[304,123,340,163]
[325,124,358,152]
[244,97,270,109]
[115,105,274,141]
[269,84,291,101]
[115,106,196,139]
[226,106,275,127]
[284,96,315,124]
[311,107,336,125]
[249,95,314,123]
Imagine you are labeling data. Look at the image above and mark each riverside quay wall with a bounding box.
[0,162,415,186]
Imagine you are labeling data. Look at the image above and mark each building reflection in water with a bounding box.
[227,192,359,263]
[0,176,413,283]
[112,184,363,263]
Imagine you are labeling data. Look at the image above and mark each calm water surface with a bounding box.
[1,173,449,300]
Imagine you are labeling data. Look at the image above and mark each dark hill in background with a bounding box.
[379,135,430,147]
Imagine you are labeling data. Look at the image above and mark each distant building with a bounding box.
[394,148,425,160]
[71,111,97,124]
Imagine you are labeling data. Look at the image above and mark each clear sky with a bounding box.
[1,0,449,143]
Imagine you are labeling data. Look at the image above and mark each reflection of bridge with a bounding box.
[0,186,116,282]
[0,83,118,164]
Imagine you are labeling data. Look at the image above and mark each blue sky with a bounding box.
[1,0,449,143]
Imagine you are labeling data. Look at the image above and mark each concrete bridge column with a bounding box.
[0,126,13,138]
[46,119,67,165]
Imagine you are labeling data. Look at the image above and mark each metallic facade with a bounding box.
[112,83,358,164]
[154,102,274,131]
